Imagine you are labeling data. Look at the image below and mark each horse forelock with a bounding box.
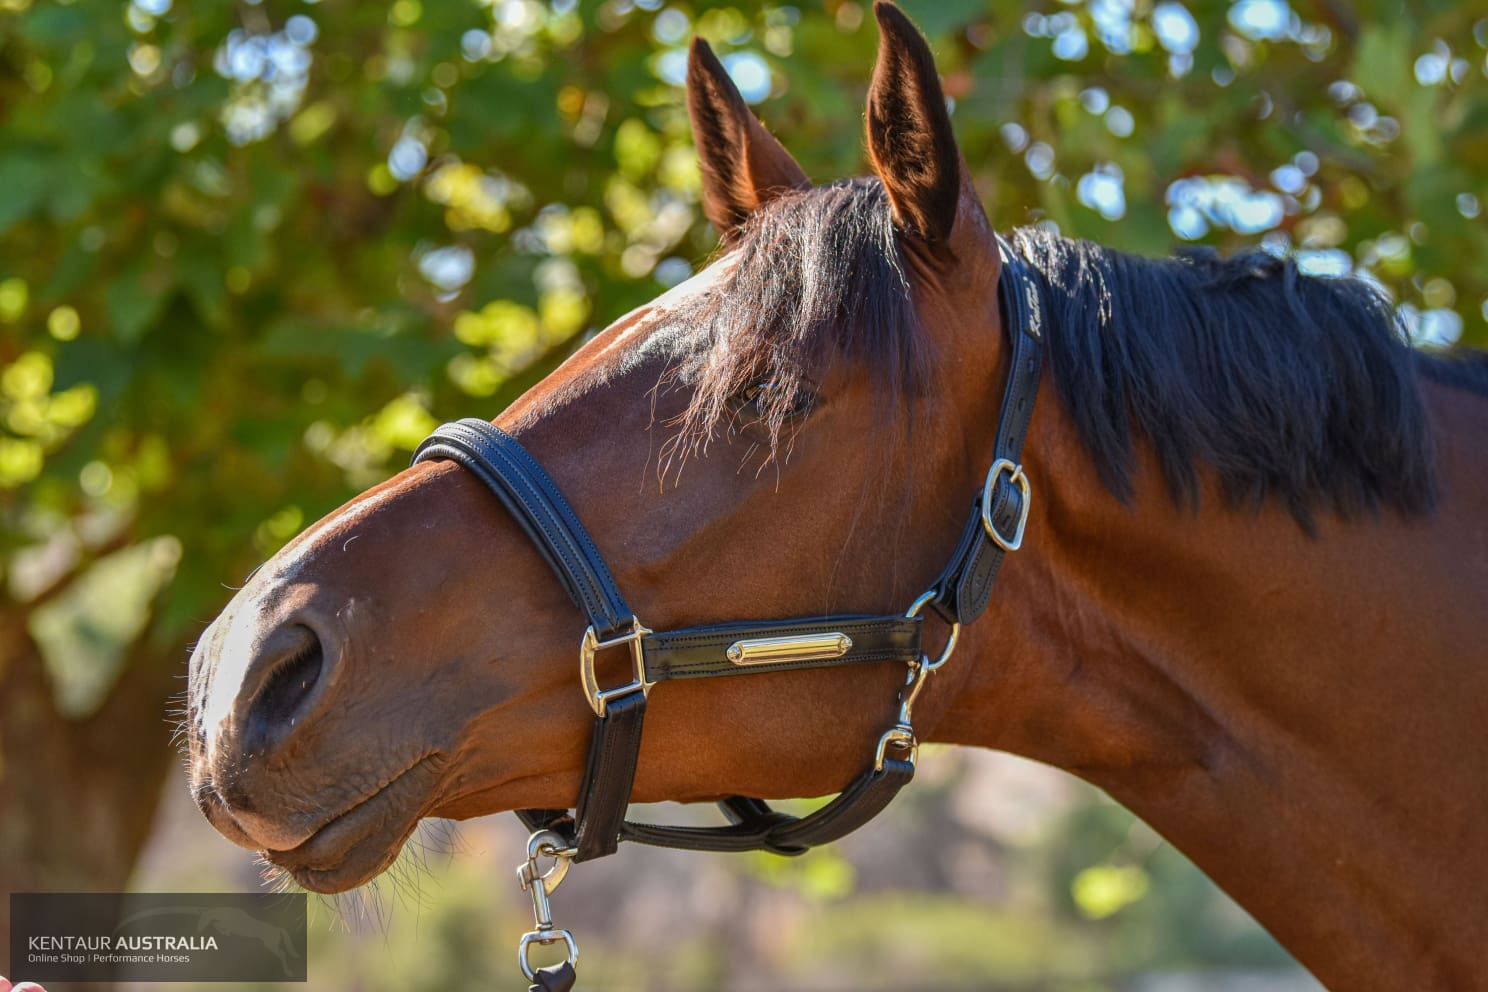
[664,177,930,463]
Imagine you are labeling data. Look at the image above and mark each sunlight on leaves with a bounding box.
[1071,864,1152,920]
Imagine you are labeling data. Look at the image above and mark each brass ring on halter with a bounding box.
[904,589,961,671]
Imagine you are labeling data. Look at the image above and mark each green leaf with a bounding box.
[19,3,89,45]
[0,156,51,235]
[177,250,228,330]
[103,263,171,345]
[1352,24,1410,112]
[897,0,985,39]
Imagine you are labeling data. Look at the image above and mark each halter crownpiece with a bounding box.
[412,235,1044,991]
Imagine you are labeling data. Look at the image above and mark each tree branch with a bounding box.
[19,525,137,617]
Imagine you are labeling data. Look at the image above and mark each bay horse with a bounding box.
[185,4,1488,988]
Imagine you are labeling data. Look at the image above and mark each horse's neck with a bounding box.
[932,381,1488,989]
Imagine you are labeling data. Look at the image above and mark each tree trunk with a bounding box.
[0,611,187,977]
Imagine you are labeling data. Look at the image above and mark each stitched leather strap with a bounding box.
[537,700,915,861]
[642,615,921,682]
[616,758,915,855]
[569,615,918,860]
[931,237,1045,624]
[571,690,647,862]
[559,692,916,861]
[413,419,635,641]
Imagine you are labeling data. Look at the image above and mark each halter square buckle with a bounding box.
[579,617,653,717]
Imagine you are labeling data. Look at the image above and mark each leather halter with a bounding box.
[412,236,1043,978]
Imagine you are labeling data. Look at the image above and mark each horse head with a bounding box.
[185,3,1015,894]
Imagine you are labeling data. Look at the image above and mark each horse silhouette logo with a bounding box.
[115,904,302,977]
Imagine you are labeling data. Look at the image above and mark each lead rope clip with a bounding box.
[877,589,963,770]
[516,830,580,984]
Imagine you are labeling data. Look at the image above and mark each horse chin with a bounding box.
[272,838,413,895]
[261,754,439,895]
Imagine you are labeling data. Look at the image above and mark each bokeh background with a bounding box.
[2,0,1484,988]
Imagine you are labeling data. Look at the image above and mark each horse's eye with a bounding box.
[735,380,817,422]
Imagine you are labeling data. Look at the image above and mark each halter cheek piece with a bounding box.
[413,237,1044,989]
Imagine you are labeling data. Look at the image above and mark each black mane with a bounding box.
[1010,227,1458,526]
[686,177,1482,525]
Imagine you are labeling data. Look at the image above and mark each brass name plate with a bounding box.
[725,632,853,666]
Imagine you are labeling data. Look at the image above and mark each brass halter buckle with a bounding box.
[516,829,579,981]
[579,616,653,717]
[981,458,1031,552]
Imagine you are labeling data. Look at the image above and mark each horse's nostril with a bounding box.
[243,625,325,756]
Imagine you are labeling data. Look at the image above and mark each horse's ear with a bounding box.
[866,2,963,247]
[687,37,810,237]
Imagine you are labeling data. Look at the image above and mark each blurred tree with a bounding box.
[0,0,1483,969]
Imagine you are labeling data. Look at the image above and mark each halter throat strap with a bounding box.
[412,234,1044,863]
